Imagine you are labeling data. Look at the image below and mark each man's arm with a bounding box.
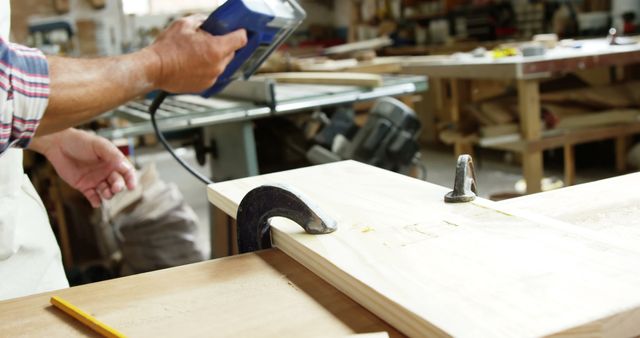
[40,15,247,135]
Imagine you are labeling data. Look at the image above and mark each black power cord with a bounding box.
[148,91,214,185]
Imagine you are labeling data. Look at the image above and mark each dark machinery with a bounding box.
[306,97,423,177]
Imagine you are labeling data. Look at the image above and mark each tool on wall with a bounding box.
[148,0,306,185]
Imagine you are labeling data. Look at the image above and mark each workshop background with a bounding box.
[11,0,640,285]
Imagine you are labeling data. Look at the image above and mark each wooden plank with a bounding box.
[517,79,543,194]
[500,172,640,243]
[503,171,640,338]
[0,249,400,337]
[530,123,640,153]
[479,123,520,138]
[478,99,518,125]
[481,122,640,154]
[555,109,640,130]
[295,57,405,74]
[208,161,640,338]
[263,72,383,87]
[345,62,402,74]
[296,58,360,72]
[403,62,520,80]
[615,136,629,173]
[563,145,575,186]
[322,37,393,56]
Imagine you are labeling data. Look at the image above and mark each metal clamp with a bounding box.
[445,155,478,203]
[236,184,338,253]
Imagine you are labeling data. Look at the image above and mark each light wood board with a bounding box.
[263,72,383,87]
[501,172,640,240]
[555,109,640,130]
[207,161,640,338]
[0,250,400,337]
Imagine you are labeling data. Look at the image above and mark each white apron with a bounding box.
[0,150,68,300]
[0,0,68,300]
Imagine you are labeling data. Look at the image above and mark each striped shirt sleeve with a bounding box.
[0,37,50,153]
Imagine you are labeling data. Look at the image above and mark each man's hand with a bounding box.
[41,15,247,135]
[146,15,248,93]
[30,129,137,208]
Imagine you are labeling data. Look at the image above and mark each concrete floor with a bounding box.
[135,144,620,258]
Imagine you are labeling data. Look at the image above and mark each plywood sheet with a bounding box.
[501,172,640,240]
[208,161,640,338]
[0,250,400,337]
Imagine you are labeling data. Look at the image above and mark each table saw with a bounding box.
[1,161,640,337]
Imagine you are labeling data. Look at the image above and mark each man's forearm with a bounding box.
[33,16,246,136]
[39,49,160,135]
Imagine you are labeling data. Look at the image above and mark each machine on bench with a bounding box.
[306,97,423,177]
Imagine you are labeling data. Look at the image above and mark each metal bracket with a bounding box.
[445,154,478,203]
[236,184,338,253]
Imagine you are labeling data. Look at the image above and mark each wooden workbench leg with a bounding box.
[416,77,440,144]
[615,136,628,173]
[450,79,473,158]
[211,206,239,258]
[564,144,575,187]
[517,79,543,194]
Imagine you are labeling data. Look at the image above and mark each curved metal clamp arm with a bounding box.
[236,184,338,253]
[445,154,478,203]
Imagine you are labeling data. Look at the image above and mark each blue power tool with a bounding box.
[200,0,306,97]
[149,0,306,185]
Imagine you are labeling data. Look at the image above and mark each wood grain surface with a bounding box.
[263,72,383,87]
[501,172,640,240]
[0,250,400,337]
[208,161,640,338]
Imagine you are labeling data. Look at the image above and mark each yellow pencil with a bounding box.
[50,296,126,338]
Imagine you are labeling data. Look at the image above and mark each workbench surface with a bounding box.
[3,161,640,337]
[402,37,640,80]
[0,249,399,337]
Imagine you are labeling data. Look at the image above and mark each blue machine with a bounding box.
[199,0,306,97]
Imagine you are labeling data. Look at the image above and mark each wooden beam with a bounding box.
[564,144,575,186]
[517,79,543,194]
[480,122,640,154]
[264,72,383,87]
[501,171,640,239]
[615,136,629,173]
